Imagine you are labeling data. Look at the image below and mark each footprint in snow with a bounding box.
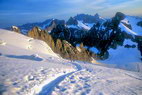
[27,45,32,50]
[0,39,6,46]
[24,75,35,81]
[27,38,33,42]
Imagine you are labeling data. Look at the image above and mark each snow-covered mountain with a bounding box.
[74,13,104,23]
[5,13,104,34]
[67,19,92,30]
[0,29,142,95]
[5,19,65,35]
[66,13,104,30]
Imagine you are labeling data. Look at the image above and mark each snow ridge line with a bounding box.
[37,62,82,95]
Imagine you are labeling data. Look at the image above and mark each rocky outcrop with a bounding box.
[28,26,92,62]
[11,26,20,33]
[55,40,92,61]
[28,26,55,51]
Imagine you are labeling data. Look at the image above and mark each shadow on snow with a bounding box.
[5,54,43,61]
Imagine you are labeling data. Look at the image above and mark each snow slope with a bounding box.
[67,20,91,30]
[0,29,75,95]
[77,21,91,30]
[99,39,142,72]
[121,16,142,36]
[52,62,142,95]
[119,23,137,36]
[0,29,142,95]
[0,29,57,57]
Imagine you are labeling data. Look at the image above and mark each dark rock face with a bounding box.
[50,24,88,46]
[137,21,142,27]
[83,21,125,59]
[66,17,78,25]
[51,25,71,40]
[135,36,142,59]
[49,12,131,60]
[114,12,125,21]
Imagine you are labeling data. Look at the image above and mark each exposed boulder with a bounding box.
[11,26,20,33]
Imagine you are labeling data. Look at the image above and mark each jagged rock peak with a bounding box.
[114,12,125,21]
[94,13,100,18]
[66,17,78,25]
[32,26,41,32]
[46,19,65,31]
[28,26,43,39]
[50,19,65,25]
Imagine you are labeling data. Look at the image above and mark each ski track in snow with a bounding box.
[51,63,142,95]
[38,62,142,95]
[38,62,83,95]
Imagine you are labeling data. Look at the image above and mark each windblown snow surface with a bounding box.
[0,29,142,95]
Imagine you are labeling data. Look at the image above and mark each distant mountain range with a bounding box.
[5,12,142,65]
[5,13,104,34]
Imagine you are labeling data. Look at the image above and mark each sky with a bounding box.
[0,0,142,28]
